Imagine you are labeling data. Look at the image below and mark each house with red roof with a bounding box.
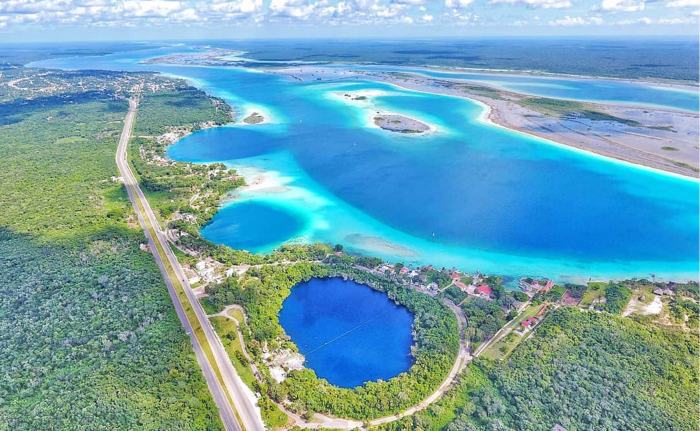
[476,284,492,297]
[543,279,554,292]
[521,317,538,328]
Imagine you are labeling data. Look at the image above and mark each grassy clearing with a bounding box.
[579,281,607,308]
[481,303,545,361]
[517,97,641,126]
[210,316,257,389]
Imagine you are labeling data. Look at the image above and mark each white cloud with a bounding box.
[489,0,572,8]
[119,1,185,18]
[549,15,604,25]
[616,16,651,24]
[0,0,693,31]
[600,0,644,11]
[269,0,317,19]
[445,0,474,7]
[208,0,263,15]
[666,0,700,6]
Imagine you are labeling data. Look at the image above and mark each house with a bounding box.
[195,261,207,271]
[521,317,538,328]
[476,284,492,297]
[378,264,393,274]
[519,278,538,291]
[450,271,461,281]
[552,425,567,431]
[542,279,554,292]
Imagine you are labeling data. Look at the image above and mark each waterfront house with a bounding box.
[476,284,493,297]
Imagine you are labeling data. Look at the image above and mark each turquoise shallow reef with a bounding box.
[32,46,700,281]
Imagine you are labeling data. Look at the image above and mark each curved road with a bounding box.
[118,94,528,431]
[117,95,264,431]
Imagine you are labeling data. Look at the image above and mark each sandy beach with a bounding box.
[278,66,699,178]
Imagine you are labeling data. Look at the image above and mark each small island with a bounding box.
[243,111,265,124]
[373,113,431,134]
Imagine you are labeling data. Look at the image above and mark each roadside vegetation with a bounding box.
[0,67,222,429]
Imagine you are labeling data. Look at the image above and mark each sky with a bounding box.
[1,0,699,41]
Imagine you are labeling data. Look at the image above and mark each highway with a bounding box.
[117,95,265,431]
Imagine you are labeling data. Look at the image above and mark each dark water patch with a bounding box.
[279,277,414,388]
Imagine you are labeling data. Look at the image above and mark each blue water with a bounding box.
[29,46,700,281]
[279,277,414,388]
[343,64,699,112]
[201,201,306,253]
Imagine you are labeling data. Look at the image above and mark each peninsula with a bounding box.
[280,66,700,177]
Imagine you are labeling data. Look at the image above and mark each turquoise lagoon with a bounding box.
[342,64,700,112]
[31,47,700,281]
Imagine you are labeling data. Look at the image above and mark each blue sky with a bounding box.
[2,0,699,41]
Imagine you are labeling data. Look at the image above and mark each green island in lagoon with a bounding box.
[1,3,699,431]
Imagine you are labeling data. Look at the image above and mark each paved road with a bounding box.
[368,299,470,427]
[117,96,264,431]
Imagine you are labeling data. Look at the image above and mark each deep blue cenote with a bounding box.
[278,277,415,388]
[29,46,700,281]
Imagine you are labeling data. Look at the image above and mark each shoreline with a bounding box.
[159,73,698,283]
[328,90,439,135]
[135,48,699,91]
[380,77,700,182]
[402,63,699,93]
[280,66,698,179]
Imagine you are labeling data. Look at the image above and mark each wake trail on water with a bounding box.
[305,316,379,356]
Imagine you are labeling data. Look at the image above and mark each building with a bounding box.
[521,317,538,328]
[543,280,554,292]
[476,284,492,297]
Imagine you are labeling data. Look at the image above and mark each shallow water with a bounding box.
[30,46,700,281]
[341,64,699,112]
[279,277,414,388]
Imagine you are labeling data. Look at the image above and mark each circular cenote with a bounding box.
[279,277,415,388]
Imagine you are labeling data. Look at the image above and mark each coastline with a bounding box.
[158,70,698,283]
[280,66,699,179]
[379,75,699,180]
[416,63,699,93]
